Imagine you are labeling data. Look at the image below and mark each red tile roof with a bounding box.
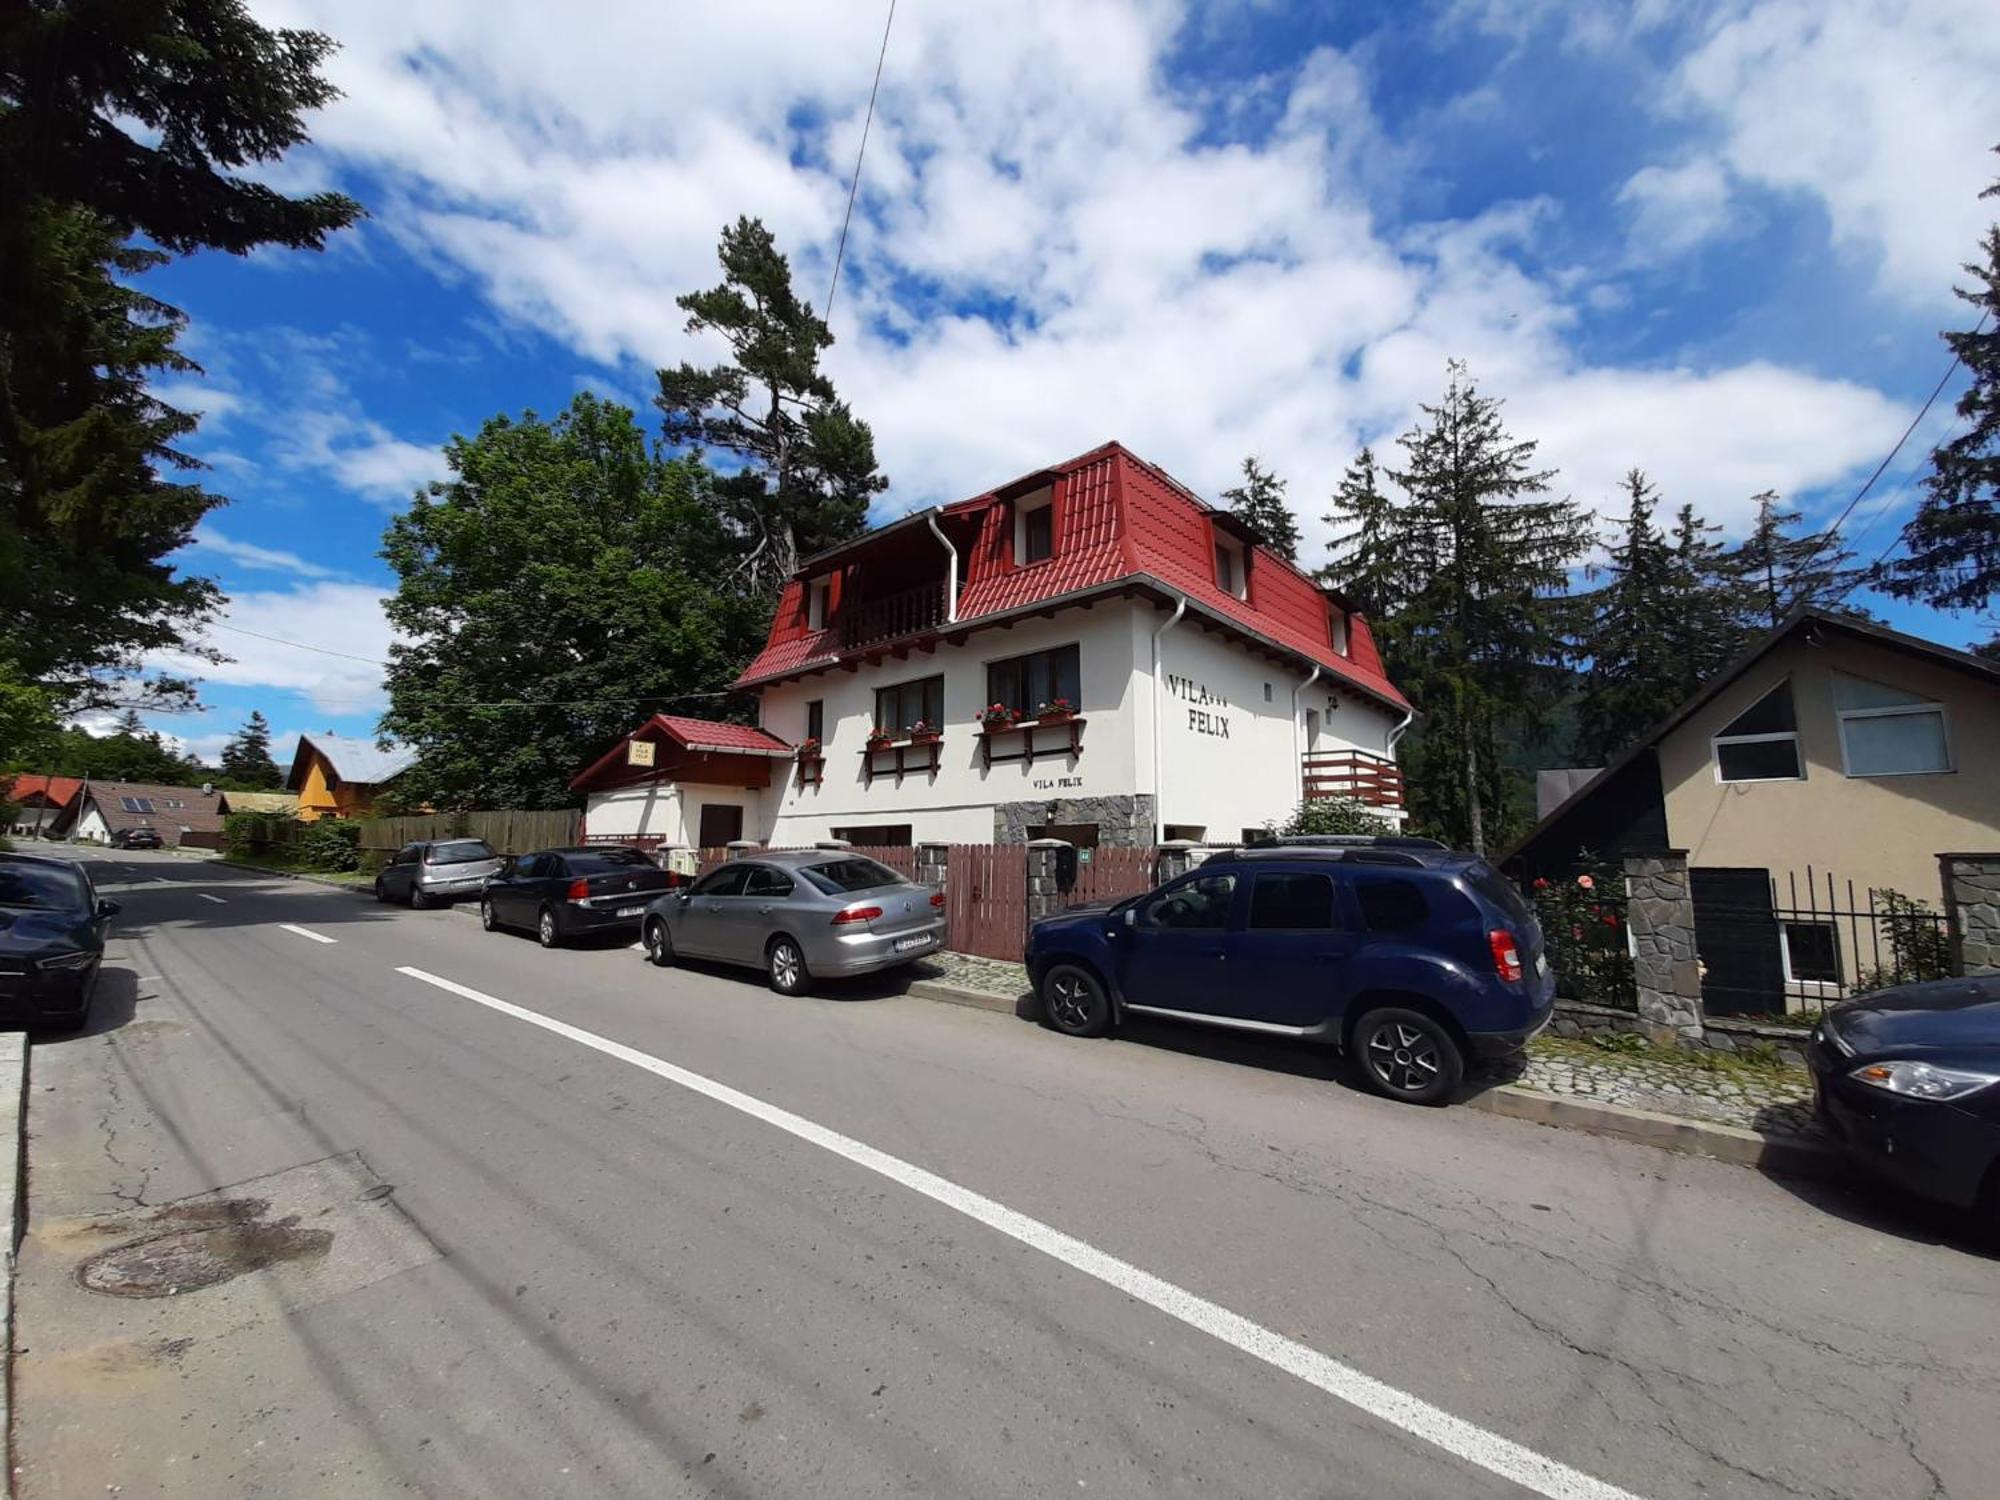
[735,441,1409,713]
[4,775,83,808]
[651,715,792,756]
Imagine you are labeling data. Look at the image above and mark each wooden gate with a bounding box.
[1067,845,1158,907]
[946,844,1028,960]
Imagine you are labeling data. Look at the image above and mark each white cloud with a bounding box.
[186,526,349,580]
[146,581,396,717]
[150,378,248,426]
[1668,0,2000,304]
[246,0,1928,565]
[1617,158,1736,260]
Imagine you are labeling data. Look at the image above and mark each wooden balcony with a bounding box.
[1302,750,1405,809]
[836,580,948,650]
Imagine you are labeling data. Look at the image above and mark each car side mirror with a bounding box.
[97,899,121,917]
[676,891,692,904]
[1123,907,1137,930]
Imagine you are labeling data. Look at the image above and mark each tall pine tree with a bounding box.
[1219,457,1301,560]
[1574,472,1686,763]
[1878,148,2000,653]
[1723,491,1870,628]
[1379,365,1587,853]
[1665,502,1747,693]
[655,217,886,593]
[1321,446,1404,616]
[219,710,282,788]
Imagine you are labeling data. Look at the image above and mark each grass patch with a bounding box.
[1533,1033,1799,1078]
[220,855,372,887]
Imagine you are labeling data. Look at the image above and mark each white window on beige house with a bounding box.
[1833,672,1951,777]
[1712,681,1802,783]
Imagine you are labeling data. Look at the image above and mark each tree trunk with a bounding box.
[1457,680,1484,856]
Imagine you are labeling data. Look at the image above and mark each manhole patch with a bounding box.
[77,1219,332,1298]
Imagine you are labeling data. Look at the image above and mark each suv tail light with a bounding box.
[1488,929,1523,984]
[832,904,882,926]
[929,891,945,908]
[566,878,591,903]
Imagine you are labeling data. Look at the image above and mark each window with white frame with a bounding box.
[1328,606,1350,656]
[1781,920,1842,989]
[1013,487,1053,565]
[1712,681,1802,783]
[1214,535,1247,600]
[805,576,831,632]
[1833,672,1951,777]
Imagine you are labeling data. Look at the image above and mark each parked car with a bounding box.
[0,852,119,1027]
[111,827,162,850]
[1023,842,1554,1104]
[640,852,945,995]
[1807,975,2000,1225]
[480,846,674,947]
[375,838,504,908]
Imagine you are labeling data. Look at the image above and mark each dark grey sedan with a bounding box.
[640,851,945,994]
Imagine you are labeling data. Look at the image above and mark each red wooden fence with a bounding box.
[946,844,1030,960]
[1068,845,1158,908]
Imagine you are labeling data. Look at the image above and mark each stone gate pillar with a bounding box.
[1939,853,2000,976]
[1622,851,1703,1043]
[1026,838,1072,924]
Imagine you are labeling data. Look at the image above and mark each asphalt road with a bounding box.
[12,846,1998,1499]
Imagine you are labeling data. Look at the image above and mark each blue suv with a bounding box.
[1025,840,1555,1104]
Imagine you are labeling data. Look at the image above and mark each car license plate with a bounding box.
[617,905,645,917]
[894,934,932,952]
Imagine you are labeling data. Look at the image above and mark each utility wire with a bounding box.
[822,0,896,324]
[208,621,389,666]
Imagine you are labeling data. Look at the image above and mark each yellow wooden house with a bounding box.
[285,734,418,822]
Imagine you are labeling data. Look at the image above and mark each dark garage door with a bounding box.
[1690,866,1784,1017]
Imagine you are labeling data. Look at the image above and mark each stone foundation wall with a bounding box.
[994,794,1156,847]
[1546,1001,1811,1070]
[1939,853,2000,976]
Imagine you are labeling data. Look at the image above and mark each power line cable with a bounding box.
[822,0,896,324]
[207,621,388,666]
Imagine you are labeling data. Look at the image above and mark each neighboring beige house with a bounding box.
[1512,608,1999,1017]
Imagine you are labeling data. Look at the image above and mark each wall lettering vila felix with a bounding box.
[1166,674,1231,739]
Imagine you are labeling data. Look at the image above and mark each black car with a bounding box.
[1808,975,2000,1223]
[0,852,119,1027]
[111,827,162,849]
[479,846,674,948]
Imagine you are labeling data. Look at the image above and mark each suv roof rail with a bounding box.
[1221,846,1428,868]
[1260,834,1450,851]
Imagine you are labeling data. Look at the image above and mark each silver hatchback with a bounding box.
[640,851,945,994]
[375,838,505,908]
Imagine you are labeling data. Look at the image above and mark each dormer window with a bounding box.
[1328,606,1350,656]
[1214,535,1247,600]
[806,575,831,631]
[1013,486,1053,566]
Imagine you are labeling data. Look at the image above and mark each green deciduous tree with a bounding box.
[655,217,885,593]
[39,722,203,784]
[1878,150,2000,652]
[0,0,361,714]
[1220,457,1301,560]
[1321,446,1401,617]
[380,394,768,809]
[1378,364,1588,854]
[218,710,282,788]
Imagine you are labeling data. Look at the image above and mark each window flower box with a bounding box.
[976,703,1021,732]
[1036,697,1077,725]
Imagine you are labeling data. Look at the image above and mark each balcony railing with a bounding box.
[836,580,948,650]
[1302,750,1405,809]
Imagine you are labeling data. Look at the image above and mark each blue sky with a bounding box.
[127,0,1999,765]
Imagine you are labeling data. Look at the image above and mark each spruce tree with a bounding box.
[1722,492,1870,628]
[1379,365,1587,854]
[1665,502,1747,694]
[1219,457,1301,560]
[1321,446,1404,616]
[0,1,362,714]
[1574,472,1684,763]
[219,710,282,788]
[1878,149,2000,651]
[655,217,886,593]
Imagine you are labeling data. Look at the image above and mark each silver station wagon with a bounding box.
[639,851,945,994]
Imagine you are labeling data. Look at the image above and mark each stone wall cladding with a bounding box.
[1623,852,1704,1041]
[994,795,1156,847]
[1939,853,2000,976]
[1545,1001,1809,1070]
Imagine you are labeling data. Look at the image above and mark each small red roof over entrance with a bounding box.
[570,714,792,794]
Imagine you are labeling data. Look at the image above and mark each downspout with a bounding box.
[1387,704,1415,755]
[1291,665,1321,806]
[925,510,959,623]
[1150,594,1187,841]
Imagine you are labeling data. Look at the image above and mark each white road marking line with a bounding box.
[278,923,337,945]
[198,893,227,904]
[394,965,1641,1500]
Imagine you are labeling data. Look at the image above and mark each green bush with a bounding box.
[1531,850,1637,1009]
[1273,795,1393,840]
[298,819,361,872]
[1855,889,1952,992]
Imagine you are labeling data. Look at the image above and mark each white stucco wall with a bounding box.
[761,609,1145,845]
[1148,620,1401,842]
[583,781,768,847]
[74,806,110,843]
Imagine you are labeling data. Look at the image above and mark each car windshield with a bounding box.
[0,861,86,912]
[800,857,902,895]
[427,839,497,865]
[566,849,652,874]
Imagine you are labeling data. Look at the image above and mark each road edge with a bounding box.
[1,1030,26,1496]
[1464,1083,1843,1181]
[904,980,1025,1016]
[214,860,374,896]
